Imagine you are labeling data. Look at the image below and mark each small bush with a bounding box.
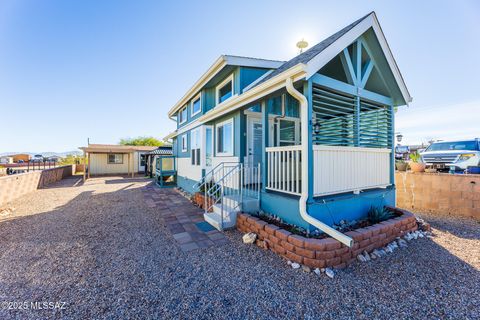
[367,206,395,224]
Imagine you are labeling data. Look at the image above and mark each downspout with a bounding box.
[285,77,354,248]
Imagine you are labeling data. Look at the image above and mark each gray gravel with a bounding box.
[0,176,478,319]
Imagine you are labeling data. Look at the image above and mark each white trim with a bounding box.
[305,12,412,104]
[203,125,214,170]
[216,74,234,105]
[179,106,187,125]
[164,64,306,140]
[181,135,187,152]
[190,93,202,117]
[215,118,234,157]
[167,55,284,117]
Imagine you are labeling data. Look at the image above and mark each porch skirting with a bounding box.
[237,208,417,269]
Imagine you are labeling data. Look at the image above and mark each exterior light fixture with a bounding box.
[313,121,321,134]
[396,134,403,143]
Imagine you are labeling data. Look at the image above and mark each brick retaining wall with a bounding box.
[0,166,73,207]
[396,172,480,220]
[237,209,417,269]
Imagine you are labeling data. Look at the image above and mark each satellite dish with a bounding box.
[296,38,308,53]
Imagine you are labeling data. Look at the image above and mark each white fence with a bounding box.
[266,146,302,195]
[265,145,391,197]
[313,145,391,196]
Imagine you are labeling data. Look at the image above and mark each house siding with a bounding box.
[89,152,141,175]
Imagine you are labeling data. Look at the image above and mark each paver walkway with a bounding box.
[142,184,228,251]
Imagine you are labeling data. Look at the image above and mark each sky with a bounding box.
[0,0,479,152]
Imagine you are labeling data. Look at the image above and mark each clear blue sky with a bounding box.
[1,0,479,152]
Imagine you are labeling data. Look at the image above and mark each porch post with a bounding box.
[83,150,86,181]
[87,152,91,179]
[127,153,130,177]
[131,152,134,178]
[261,100,268,191]
[390,105,395,187]
[304,80,314,201]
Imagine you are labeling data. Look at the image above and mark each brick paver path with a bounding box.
[142,184,228,252]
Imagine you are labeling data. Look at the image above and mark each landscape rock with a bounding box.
[302,265,311,273]
[242,232,257,244]
[325,268,335,279]
[357,254,366,262]
[291,262,301,269]
[313,268,321,276]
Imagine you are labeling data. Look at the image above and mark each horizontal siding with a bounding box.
[90,153,139,175]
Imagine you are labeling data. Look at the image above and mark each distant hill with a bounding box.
[0,151,83,157]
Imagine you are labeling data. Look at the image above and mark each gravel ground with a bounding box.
[0,176,478,320]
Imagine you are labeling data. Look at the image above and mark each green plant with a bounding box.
[119,136,164,146]
[409,151,422,163]
[367,206,395,224]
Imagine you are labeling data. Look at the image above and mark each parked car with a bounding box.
[31,154,44,162]
[420,139,480,171]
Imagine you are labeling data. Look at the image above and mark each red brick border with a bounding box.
[192,192,214,212]
[237,208,417,269]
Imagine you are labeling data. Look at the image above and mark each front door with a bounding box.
[204,126,213,171]
[246,117,263,166]
[138,153,146,172]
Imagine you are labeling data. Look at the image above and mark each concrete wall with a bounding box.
[0,165,73,207]
[395,172,480,220]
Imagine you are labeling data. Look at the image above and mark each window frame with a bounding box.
[216,118,234,157]
[190,127,201,166]
[107,153,124,164]
[276,117,300,146]
[181,135,188,152]
[178,106,188,125]
[215,74,234,105]
[191,93,202,117]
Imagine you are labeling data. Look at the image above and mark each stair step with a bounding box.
[203,211,237,231]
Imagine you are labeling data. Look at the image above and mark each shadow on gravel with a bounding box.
[418,213,480,240]
[0,179,478,319]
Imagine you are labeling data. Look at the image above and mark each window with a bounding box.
[278,119,296,146]
[216,119,233,156]
[191,94,201,116]
[181,135,187,152]
[179,106,187,124]
[190,127,201,166]
[108,154,123,164]
[216,75,233,105]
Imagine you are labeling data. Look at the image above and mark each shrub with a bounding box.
[367,206,395,224]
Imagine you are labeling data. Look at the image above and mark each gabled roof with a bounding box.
[164,12,412,140]
[167,55,284,117]
[250,13,370,89]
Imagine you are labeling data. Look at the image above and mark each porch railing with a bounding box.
[266,145,391,197]
[266,145,302,195]
[312,145,391,196]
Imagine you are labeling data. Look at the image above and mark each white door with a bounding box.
[204,126,213,172]
[246,117,263,166]
[138,153,146,172]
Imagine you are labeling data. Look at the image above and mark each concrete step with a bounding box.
[203,211,237,231]
[222,195,259,213]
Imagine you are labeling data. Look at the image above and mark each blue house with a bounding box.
[164,12,411,247]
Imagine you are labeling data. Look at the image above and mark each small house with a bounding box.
[79,144,158,180]
[164,12,411,246]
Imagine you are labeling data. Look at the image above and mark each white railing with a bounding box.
[266,145,302,195]
[313,145,391,196]
[266,145,391,197]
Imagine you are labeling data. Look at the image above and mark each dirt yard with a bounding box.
[0,176,478,319]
